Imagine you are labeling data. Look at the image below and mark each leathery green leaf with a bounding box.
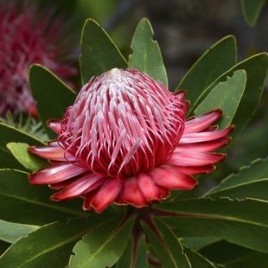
[69,215,135,268]
[0,169,85,225]
[29,64,76,138]
[206,157,268,200]
[80,19,127,85]
[128,18,168,86]
[178,35,237,103]
[0,218,95,268]
[141,218,190,268]
[0,220,39,244]
[194,70,246,128]
[226,250,268,268]
[185,249,217,268]
[116,234,148,268]
[7,143,47,172]
[0,123,44,170]
[158,198,268,253]
[194,53,268,137]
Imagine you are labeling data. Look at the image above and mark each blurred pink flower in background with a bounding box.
[29,68,233,212]
[0,2,76,116]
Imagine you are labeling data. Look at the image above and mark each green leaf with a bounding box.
[29,65,76,138]
[0,113,48,142]
[128,18,168,86]
[225,118,268,169]
[116,234,148,268]
[0,123,44,169]
[158,198,268,253]
[230,53,268,136]
[0,220,38,244]
[195,53,268,137]
[69,215,135,268]
[185,249,217,268]
[0,169,85,225]
[226,251,268,268]
[0,241,9,256]
[200,240,260,266]
[142,218,190,268]
[206,157,268,200]
[194,70,246,128]
[0,218,94,268]
[7,143,47,172]
[182,236,222,251]
[241,0,267,26]
[178,36,237,104]
[80,19,127,85]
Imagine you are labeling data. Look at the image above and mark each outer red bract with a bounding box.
[0,2,76,116]
[29,68,233,213]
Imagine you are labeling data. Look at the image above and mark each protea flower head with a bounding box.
[0,2,76,116]
[29,68,233,213]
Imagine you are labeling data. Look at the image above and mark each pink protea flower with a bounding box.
[29,68,233,213]
[0,2,76,116]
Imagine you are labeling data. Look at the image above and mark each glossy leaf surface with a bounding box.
[0,169,85,225]
[0,218,93,268]
[7,143,47,172]
[70,215,135,268]
[206,157,268,200]
[159,198,268,253]
[0,123,43,169]
[80,19,127,85]
[142,218,190,268]
[178,36,237,103]
[116,234,148,268]
[29,65,76,138]
[0,220,38,244]
[194,70,246,128]
[129,18,168,86]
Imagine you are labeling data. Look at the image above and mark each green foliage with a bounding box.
[0,219,93,268]
[241,0,267,26]
[0,123,44,170]
[128,18,168,86]
[69,215,135,268]
[178,36,237,105]
[0,170,85,225]
[7,143,47,172]
[194,70,247,128]
[185,249,217,268]
[142,218,190,268]
[29,65,76,139]
[0,113,47,142]
[206,157,268,200]
[226,251,268,268]
[80,19,127,85]
[196,53,268,137]
[116,235,148,268]
[0,220,38,244]
[159,198,268,253]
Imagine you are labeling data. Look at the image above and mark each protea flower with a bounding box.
[0,2,76,116]
[29,68,233,213]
